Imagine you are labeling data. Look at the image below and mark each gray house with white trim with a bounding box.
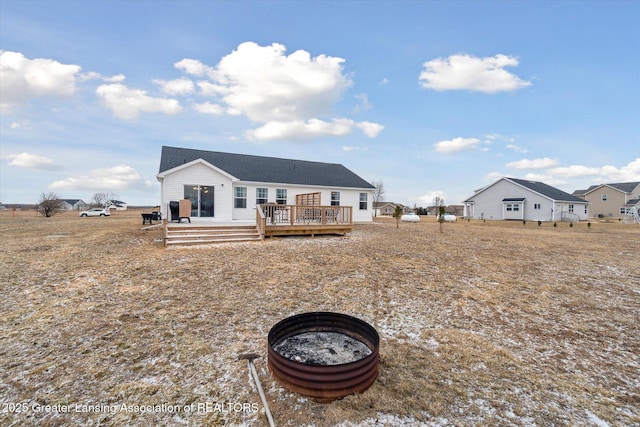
[464,177,589,221]
[156,146,375,223]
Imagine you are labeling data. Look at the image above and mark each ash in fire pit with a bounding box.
[273,331,372,365]
[268,312,380,401]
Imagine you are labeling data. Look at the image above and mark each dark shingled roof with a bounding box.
[159,146,375,189]
[507,178,587,202]
[591,182,640,194]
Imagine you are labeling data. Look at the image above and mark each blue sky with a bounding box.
[1,0,638,207]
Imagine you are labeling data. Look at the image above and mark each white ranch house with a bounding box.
[464,177,590,222]
[156,146,375,226]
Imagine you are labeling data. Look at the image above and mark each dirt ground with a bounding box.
[1,209,638,426]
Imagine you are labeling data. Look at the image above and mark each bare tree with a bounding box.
[36,192,65,217]
[371,180,385,217]
[92,192,119,208]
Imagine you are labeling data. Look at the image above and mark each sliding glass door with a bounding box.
[184,185,214,218]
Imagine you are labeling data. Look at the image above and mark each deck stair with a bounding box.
[165,225,262,246]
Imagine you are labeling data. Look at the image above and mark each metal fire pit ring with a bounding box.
[267,312,379,401]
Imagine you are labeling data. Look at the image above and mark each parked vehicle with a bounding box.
[79,208,110,217]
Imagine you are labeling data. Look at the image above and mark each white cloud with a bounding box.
[78,72,125,83]
[49,164,150,191]
[547,165,601,177]
[177,42,383,141]
[103,73,126,83]
[353,93,373,112]
[0,50,82,113]
[419,54,531,93]
[434,137,481,153]
[548,158,640,181]
[246,118,378,141]
[153,77,195,95]
[96,83,182,120]
[506,144,529,153]
[342,146,368,152]
[356,121,384,138]
[485,158,640,188]
[6,152,62,171]
[506,157,559,170]
[193,102,224,115]
[174,58,211,77]
[598,158,640,182]
[10,120,32,129]
[409,190,446,206]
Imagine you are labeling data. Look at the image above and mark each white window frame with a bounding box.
[234,187,247,209]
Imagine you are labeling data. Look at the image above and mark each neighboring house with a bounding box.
[156,146,375,223]
[446,205,465,217]
[463,177,589,221]
[573,182,640,219]
[373,202,411,216]
[107,200,128,210]
[60,199,88,211]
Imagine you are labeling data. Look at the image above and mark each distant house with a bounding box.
[464,177,589,221]
[445,205,464,217]
[60,199,88,211]
[373,202,413,216]
[156,146,375,223]
[107,200,128,211]
[573,182,640,219]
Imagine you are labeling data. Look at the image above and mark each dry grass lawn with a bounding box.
[1,209,638,426]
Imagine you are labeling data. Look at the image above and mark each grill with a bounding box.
[267,312,379,401]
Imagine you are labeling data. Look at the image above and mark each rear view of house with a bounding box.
[464,177,589,222]
[156,146,375,224]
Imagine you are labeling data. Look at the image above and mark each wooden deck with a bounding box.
[257,204,353,238]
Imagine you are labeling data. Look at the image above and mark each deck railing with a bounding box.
[257,204,352,228]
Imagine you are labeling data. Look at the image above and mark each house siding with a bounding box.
[465,178,588,221]
[159,162,234,221]
[231,183,372,222]
[159,163,373,223]
[584,185,640,218]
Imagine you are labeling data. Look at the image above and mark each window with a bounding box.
[513,204,520,211]
[568,204,574,213]
[234,187,247,208]
[256,188,268,205]
[506,204,513,211]
[276,189,287,205]
[534,203,541,210]
[331,192,340,206]
[621,207,629,214]
[602,194,607,201]
[359,193,368,210]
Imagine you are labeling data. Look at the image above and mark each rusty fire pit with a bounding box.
[267,312,379,401]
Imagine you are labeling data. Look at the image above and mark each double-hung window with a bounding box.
[359,193,368,210]
[234,187,247,208]
[256,188,268,205]
[331,192,340,206]
[276,189,287,205]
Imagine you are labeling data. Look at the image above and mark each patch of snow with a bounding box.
[585,410,610,427]
[334,412,449,426]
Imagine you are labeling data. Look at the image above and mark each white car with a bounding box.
[79,208,110,217]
